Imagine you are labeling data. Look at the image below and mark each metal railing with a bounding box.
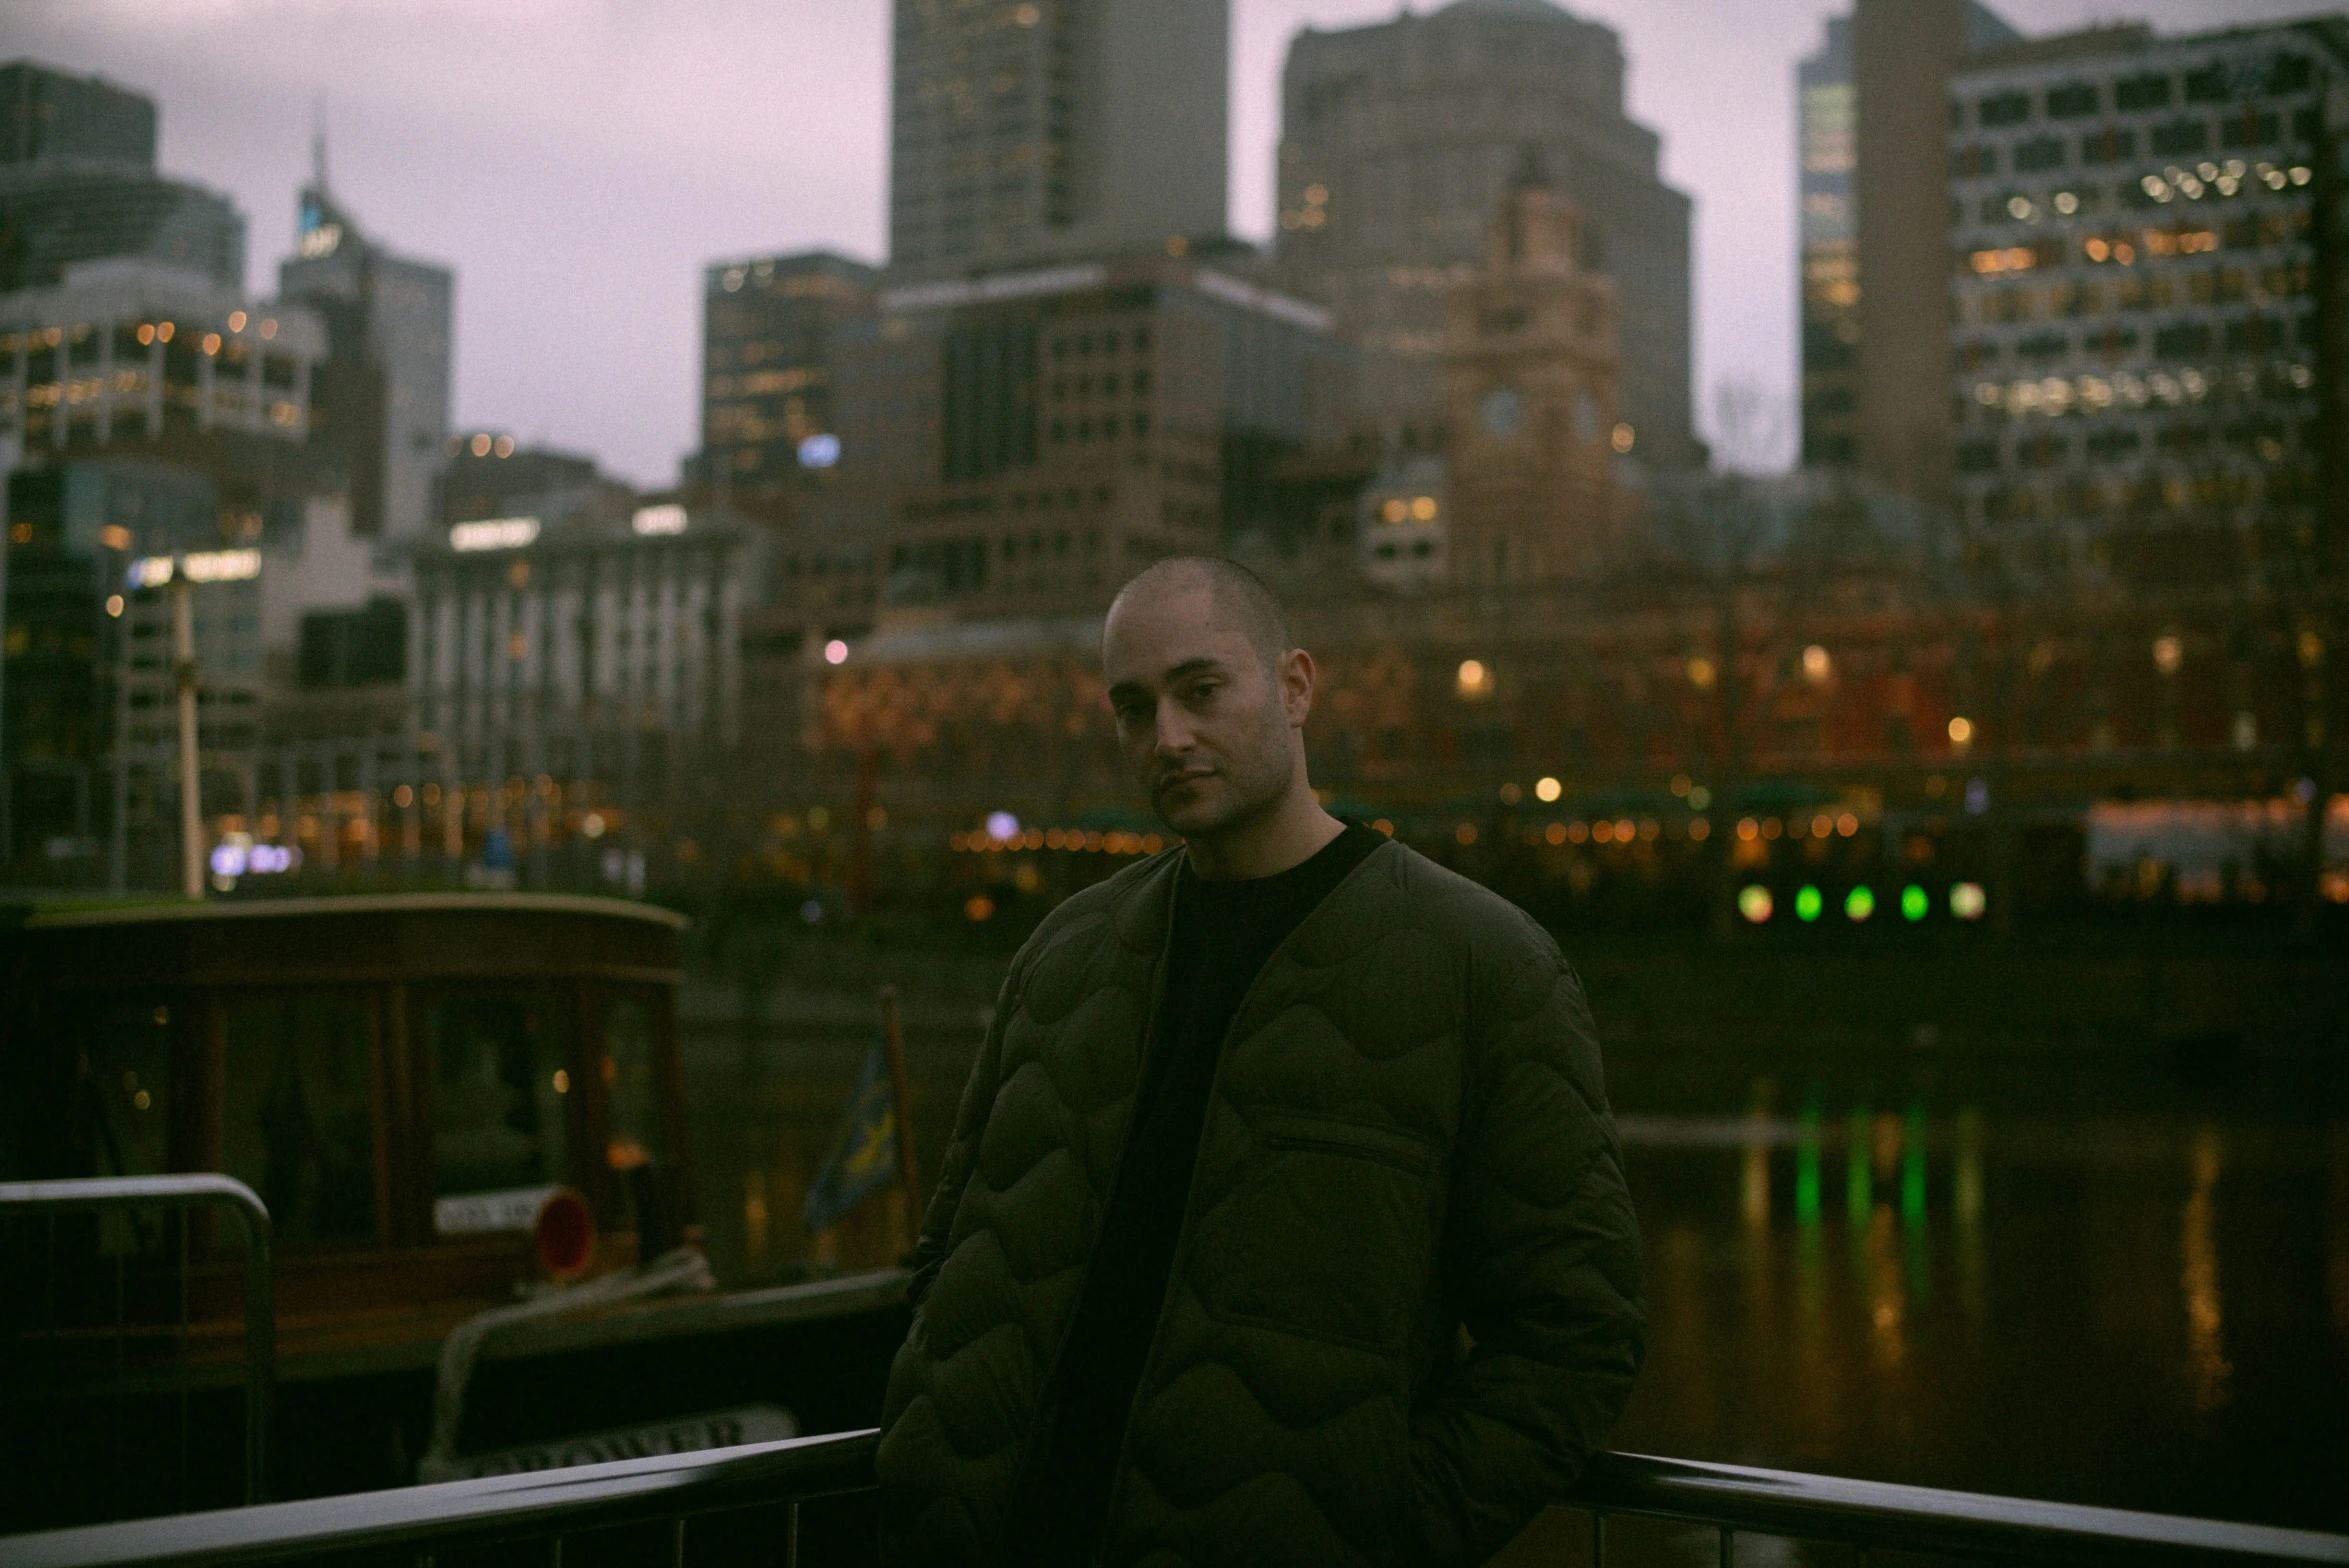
[4,1429,2345,1568]
[0,1175,276,1509]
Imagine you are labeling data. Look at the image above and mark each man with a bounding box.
[876,557,1644,1565]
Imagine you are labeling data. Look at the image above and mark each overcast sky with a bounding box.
[12,0,2313,483]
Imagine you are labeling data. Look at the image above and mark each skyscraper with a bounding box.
[0,60,245,294]
[887,0,1229,277]
[1844,0,2023,498]
[277,143,452,540]
[698,250,879,508]
[1274,0,1696,468]
[1798,18,1859,468]
[1946,19,2349,591]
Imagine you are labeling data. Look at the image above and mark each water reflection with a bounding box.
[677,1008,2349,1533]
[1606,1083,2347,1532]
[1955,1107,1984,1323]
[2181,1127,2232,1416]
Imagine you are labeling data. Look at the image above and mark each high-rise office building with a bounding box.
[1274,0,1695,468]
[1947,19,2349,590]
[0,61,245,294]
[698,251,879,507]
[0,258,325,456]
[1798,19,1860,468]
[1840,0,2023,497]
[887,0,1228,277]
[277,147,452,540]
[784,254,1348,628]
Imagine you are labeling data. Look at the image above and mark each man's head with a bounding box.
[1102,557,1314,840]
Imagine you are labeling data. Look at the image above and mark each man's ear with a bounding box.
[1282,647,1316,727]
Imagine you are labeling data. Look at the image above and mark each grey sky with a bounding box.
[11,0,2314,483]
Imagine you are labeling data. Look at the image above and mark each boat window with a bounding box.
[602,992,666,1175]
[426,992,573,1223]
[3,993,180,1184]
[0,992,180,1262]
[219,994,378,1247]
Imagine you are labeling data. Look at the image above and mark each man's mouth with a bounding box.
[1157,769,1215,796]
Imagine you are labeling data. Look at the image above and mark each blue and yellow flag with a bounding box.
[802,1037,898,1233]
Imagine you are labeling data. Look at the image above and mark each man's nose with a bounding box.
[1153,702,1197,756]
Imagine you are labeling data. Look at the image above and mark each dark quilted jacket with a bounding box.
[876,838,1645,1566]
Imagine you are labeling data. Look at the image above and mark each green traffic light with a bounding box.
[1845,885,1876,921]
[1901,884,1929,921]
[1795,885,1823,922]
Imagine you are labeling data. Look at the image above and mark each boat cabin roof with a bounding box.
[6,893,688,989]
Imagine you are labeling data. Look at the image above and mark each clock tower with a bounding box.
[1442,150,1626,587]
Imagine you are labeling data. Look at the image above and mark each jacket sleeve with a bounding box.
[904,961,1022,1312]
[1408,936,1647,1566]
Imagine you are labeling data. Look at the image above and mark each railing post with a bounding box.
[0,1175,276,1505]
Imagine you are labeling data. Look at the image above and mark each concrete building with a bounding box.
[1273,0,1695,468]
[0,61,245,294]
[277,148,453,541]
[787,253,1350,633]
[408,498,754,798]
[697,250,879,509]
[887,0,1228,277]
[1358,455,1447,590]
[1843,0,2024,498]
[1947,19,2349,592]
[1440,156,1628,587]
[0,455,393,887]
[439,431,616,527]
[0,257,324,455]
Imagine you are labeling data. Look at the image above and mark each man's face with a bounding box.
[1102,584,1303,839]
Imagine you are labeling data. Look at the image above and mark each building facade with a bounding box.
[1947,20,2349,592]
[0,257,324,455]
[1273,0,1695,468]
[0,61,246,295]
[1440,159,1628,586]
[887,0,1228,277]
[1798,17,1860,468]
[408,502,753,792]
[786,254,1349,631]
[697,250,879,508]
[1845,0,2025,498]
[277,158,453,541]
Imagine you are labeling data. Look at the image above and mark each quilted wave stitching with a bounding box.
[878,841,1646,1568]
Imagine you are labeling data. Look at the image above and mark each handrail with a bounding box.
[3,1429,2344,1568]
[1578,1452,2349,1565]
[0,1431,880,1568]
[0,1175,276,1505]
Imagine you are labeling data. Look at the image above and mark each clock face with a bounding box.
[1479,385,1527,438]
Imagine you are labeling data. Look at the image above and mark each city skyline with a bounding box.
[10,0,2315,487]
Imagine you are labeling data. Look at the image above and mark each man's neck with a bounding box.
[1185,785,1345,882]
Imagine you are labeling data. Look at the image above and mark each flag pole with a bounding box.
[879,985,922,1253]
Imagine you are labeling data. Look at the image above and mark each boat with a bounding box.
[0,893,910,1532]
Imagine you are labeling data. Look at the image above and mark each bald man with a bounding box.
[876,558,1644,1567]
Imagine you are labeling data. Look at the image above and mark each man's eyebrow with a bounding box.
[1106,656,1227,704]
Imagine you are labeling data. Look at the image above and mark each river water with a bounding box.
[1605,1045,2348,1535]
[685,995,2349,1538]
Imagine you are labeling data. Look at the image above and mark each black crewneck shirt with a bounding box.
[1003,821,1385,1564]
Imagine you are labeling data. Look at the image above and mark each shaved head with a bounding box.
[1108,556,1293,674]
